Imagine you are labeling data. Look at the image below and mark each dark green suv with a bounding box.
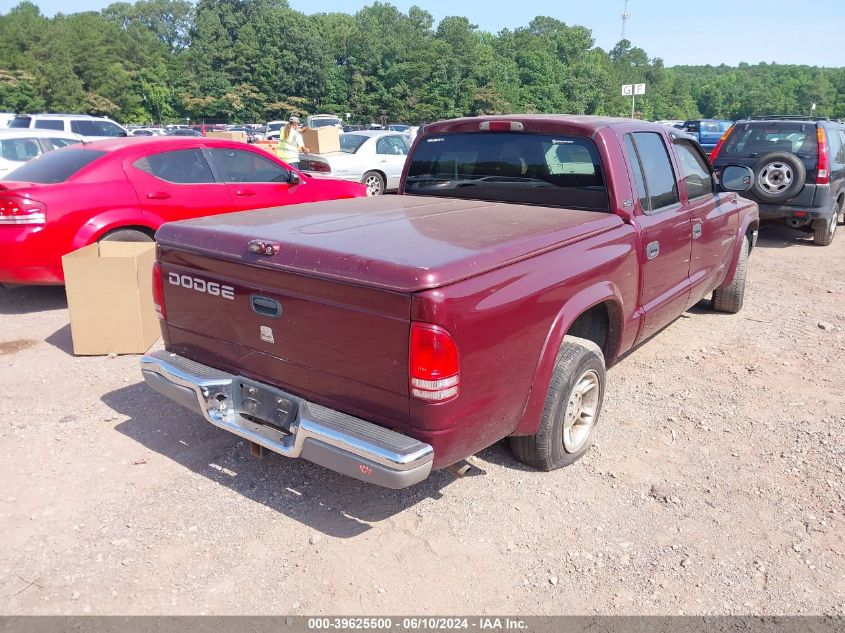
[711,116,845,246]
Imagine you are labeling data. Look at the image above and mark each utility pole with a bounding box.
[621,0,630,41]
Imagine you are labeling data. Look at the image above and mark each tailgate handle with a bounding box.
[250,295,282,318]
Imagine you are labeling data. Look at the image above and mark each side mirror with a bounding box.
[288,170,301,185]
[720,165,754,192]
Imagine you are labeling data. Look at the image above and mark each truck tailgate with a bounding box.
[158,246,412,432]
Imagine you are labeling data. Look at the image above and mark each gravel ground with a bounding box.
[1,223,843,616]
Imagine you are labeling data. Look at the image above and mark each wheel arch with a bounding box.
[510,283,625,437]
[718,215,758,289]
[362,169,387,183]
[70,211,159,250]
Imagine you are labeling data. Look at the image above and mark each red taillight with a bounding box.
[152,261,166,320]
[816,126,829,185]
[309,161,331,173]
[409,323,459,403]
[0,194,46,225]
[708,126,733,163]
[480,120,524,132]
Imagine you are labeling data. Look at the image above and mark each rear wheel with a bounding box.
[712,236,749,313]
[99,229,154,243]
[509,336,606,471]
[362,171,385,196]
[813,205,838,246]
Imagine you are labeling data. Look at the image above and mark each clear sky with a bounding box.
[4,0,844,67]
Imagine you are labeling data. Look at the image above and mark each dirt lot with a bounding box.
[1,224,843,616]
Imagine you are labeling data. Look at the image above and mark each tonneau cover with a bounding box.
[155,196,622,292]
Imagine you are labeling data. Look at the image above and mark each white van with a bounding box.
[8,114,128,141]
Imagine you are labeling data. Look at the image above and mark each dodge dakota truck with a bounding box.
[140,115,758,489]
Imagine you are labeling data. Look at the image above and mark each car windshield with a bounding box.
[721,122,818,157]
[1,148,105,183]
[339,134,368,154]
[405,132,608,211]
[267,123,283,132]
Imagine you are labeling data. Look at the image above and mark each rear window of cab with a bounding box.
[405,132,608,211]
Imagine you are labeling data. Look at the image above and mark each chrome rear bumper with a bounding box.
[140,351,433,488]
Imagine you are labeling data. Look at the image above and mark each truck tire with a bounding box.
[99,229,154,243]
[711,236,748,313]
[362,171,385,196]
[813,202,838,246]
[751,152,805,203]
[510,335,605,471]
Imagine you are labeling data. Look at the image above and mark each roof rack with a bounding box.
[747,115,830,121]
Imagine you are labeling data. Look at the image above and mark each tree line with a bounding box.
[1,0,843,125]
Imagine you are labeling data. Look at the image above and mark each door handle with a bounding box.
[235,189,256,197]
[692,223,702,239]
[646,241,660,260]
[146,191,171,200]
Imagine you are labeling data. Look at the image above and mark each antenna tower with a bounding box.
[621,0,630,41]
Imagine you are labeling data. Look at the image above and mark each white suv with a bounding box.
[8,114,128,141]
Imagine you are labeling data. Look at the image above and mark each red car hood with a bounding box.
[155,195,623,292]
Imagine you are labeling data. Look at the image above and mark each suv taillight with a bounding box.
[409,323,459,403]
[816,126,830,185]
[152,261,166,320]
[0,194,46,225]
[708,126,733,163]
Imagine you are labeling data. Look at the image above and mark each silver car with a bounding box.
[298,130,410,195]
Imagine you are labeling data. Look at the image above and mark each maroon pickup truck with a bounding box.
[140,115,758,489]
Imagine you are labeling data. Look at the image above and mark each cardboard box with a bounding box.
[302,126,340,154]
[62,242,160,356]
[205,131,249,142]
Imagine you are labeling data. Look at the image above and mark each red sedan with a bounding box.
[0,137,366,284]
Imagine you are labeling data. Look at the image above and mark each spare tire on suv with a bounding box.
[751,151,806,203]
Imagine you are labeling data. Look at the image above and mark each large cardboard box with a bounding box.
[302,126,340,154]
[205,131,248,143]
[62,242,159,355]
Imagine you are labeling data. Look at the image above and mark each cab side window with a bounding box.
[624,132,679,214]
[673,140,714,200]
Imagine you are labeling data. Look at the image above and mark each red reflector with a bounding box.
[480,120,524,132]
[152,261,165,320]
[409,323,459,403]
[793,211,808,217]
[0,194,46,225]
